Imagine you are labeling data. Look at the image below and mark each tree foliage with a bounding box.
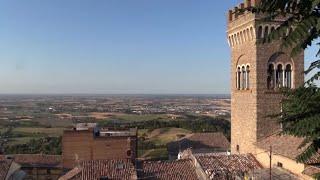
[252,0,320,82]
[281,87,320,162]
[4,136,62,155]
[248,0,320,172]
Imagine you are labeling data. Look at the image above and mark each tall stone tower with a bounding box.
[227,0,304,154]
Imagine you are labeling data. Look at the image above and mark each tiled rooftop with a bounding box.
[141,159,199,180]
[302,166,320,177]
[60,159,137,180]
[256,134,320,164]
[250,167,300,180]
[167,132,230,154]
[0,156,12,180]
[59,167,82,180]
[194,153,262,179]
[10,154,62,167]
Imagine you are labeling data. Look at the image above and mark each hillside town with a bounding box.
[1,0,320,179]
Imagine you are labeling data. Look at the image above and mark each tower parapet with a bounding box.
[226,0,287,48]
[228,0,260,23]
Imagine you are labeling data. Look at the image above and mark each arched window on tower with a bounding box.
[257,26,263,39]
[270,26,275,33]
[276,64,284,88]
[236,67,241,90]
[250,27,254,40]
[240,31,244,43]
[267,64,275,89]
[285,64,292,88]
[264,26,269,39]
[242,66,246,89]
[246,65,250,89]
[288,28,293,36]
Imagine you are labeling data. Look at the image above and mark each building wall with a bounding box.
[255,42,304,140]
[254,147,312,180]
[22,167,62,180]
[229,12,259,154]
[62,130,93,169]
[227,5,304,154]
[62,130,137,169]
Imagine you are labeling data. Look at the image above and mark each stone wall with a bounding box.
[227,5,304,154]
[62,130,137,169]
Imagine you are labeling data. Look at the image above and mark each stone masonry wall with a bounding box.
[228,7,304,154]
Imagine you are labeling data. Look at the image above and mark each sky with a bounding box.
[0,0,317,94]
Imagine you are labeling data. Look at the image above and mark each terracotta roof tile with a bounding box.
[167,132,230,154]
[195,153,262,179]
[251,167,300,180]
[305,150,320,165]
[141,159,198,180]
[0,155,12,180]
[256,134,320,164]
[11,154,62,167]
[302,166,320,177]
[60,159,137,180]
[59,167,82,180]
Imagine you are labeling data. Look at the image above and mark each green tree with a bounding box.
[246,0,320,175]
[252,0,320,81]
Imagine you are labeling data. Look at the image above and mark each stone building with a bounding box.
[9,154,63,180]
[62,126,137,169]
[59,159,137,180]
[0,155,25,180]
[227,0,319,179]
[140,159,199,180]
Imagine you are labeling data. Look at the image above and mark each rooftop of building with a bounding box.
[302,166,320,177]
[256,134,320,164]
[250,167,301,180]
[6,154,62,168]
[0,155,13,180]
[60,159,137,180]
[194,153,262,179]
[167,132,230,154]
[141,159,199,180]
[64,123,137,137]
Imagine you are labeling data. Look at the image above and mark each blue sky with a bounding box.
[0,0,317,94]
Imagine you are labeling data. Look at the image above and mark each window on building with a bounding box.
[246,29,250,41]
[237,67,241,90]
[288,28,293,35]
[276,64,283,88]
[240,31,244,43]
[242,66,246,89]
[250,27,254,40]
[264,26,269,39]
[127,150,131,157]
[236,145,240,151]
[246,65,250,89]
[257,26,263,39]
[284,64,292,88]
[270,26,275,33]
[267,64,275,89]
[277,162,283,168]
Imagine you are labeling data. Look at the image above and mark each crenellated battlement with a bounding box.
[226,0,287,48]
[228,0,260,23]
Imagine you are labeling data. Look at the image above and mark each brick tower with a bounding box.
[227,0,304,154]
